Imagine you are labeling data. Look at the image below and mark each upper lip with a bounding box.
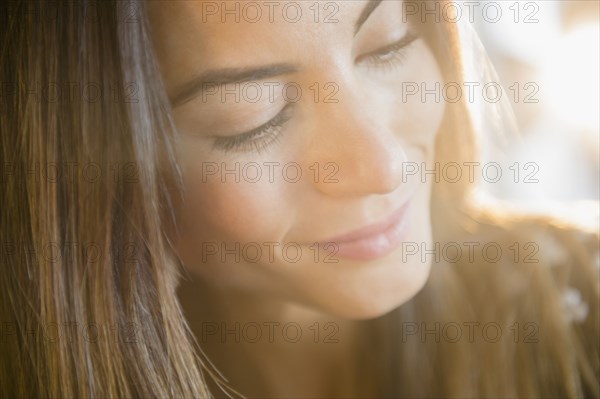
[315,200,411,244]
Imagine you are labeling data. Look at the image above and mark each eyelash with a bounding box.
[213,33,419,154]
[212,103,293,154]
[360,32,419,71]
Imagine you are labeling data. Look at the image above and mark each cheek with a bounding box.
[176,160,292,250]
[389,41,446,149]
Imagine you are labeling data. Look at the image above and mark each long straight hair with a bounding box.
[368,5,600,398]
[1,1,220,397]
[1,1,598,398]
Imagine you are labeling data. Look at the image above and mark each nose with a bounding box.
[305,93,408,198]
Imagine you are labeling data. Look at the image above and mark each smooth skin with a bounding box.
[148,0,445,396]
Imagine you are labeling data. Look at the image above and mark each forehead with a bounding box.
[146,1,395,87]
[146,1,364,42]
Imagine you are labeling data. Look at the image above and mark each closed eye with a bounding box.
[212,103,294,154]
[208,33,419,155]
[357,32,419,69]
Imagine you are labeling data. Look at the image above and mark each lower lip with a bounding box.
[320,201,412,262]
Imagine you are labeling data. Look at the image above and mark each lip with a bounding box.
[315,200,413,261]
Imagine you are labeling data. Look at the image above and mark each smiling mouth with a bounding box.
[314,200,413,261]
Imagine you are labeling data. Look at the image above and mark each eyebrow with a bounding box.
[354,0,384,36]
[170,0,384,108]
[170,64,297,107]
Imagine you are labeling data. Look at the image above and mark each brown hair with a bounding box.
[1,1,598,398]
[0,1,218,397]
[365,5,600,398]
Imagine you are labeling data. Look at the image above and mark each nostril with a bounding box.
[310,137,408,197]
[361,141,408,193]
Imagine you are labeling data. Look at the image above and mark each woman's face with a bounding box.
[148,0,445,319]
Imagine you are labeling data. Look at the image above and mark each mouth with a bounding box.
[314,200,413,261]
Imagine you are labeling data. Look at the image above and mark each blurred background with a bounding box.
[469,0,599,227]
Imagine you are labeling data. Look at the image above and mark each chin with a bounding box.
[303,257,433,321]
